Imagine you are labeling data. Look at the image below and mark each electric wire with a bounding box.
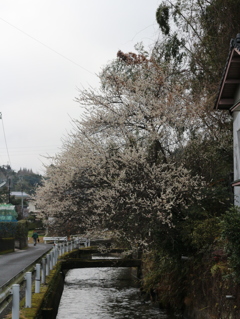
[0,16,96,76]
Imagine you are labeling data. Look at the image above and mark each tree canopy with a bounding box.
[35,0,233,255]
[34,43,231,249]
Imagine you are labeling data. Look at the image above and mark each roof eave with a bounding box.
[214,49,236,110]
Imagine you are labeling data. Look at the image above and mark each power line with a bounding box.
[0,16,96,76]
[0,112,12,167]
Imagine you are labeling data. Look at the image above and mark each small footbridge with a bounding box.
[60,246,142,273]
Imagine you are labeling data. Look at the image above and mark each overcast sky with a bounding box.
[0,0,161,174]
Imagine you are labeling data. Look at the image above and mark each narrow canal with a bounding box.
[56,257,178,319]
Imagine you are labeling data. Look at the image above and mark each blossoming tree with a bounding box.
[35,49,202,247]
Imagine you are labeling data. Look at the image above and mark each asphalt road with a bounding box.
[0,243,52,288]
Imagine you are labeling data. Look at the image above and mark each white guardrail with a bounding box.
[0,237,90,319]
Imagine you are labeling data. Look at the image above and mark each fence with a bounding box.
[0,237,90,319]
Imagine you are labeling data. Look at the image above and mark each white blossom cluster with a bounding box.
[35,51,204,246]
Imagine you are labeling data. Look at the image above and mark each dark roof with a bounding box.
[214,34,240,110]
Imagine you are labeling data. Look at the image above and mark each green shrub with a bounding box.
[0,220,28,240]
[0,222,17,238]
[28,220,43,231]
[16,220,28,239]
[190,217,221,252]
[220,205,240,280]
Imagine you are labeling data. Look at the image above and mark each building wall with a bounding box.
[28,201,36,213]
[233,88,240,206]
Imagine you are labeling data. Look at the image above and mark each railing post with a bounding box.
[52,249,55,266]
[49,252,53,270]
[56,245,58,260]
[35,263,41,293]
[55,244,59,260]
[52,249,54,267]
[25,272,32,308]
[57,244,60,257]
[11,284,20,319]
[41,258,46,284]
[46,254,50,276]
[52,247,56,267]
[52,249,56,267]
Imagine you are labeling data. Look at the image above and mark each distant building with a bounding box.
[10,191,44,220]
[10,191,31,200]
[10,191,31,218]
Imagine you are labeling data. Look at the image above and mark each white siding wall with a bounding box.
[233,86,240,206]
[28,201,37,213]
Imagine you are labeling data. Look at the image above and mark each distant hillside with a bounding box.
[0,165,43,196]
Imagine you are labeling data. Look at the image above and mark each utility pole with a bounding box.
[8,177,11,204]
[21,181,24,218]
[0,112,12,168]
[19,176,24,218]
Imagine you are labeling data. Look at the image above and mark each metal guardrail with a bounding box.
[0,247,52,315]
[0,237,90,319]
[43,236,67,243]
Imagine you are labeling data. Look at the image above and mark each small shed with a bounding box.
[215,33,240,205]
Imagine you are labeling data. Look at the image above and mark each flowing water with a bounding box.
[56,257,177,319]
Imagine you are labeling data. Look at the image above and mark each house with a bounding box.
[10,191,44,220]
[10,191,31,218]
[27,200,45,219]
[215,33,240,206]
